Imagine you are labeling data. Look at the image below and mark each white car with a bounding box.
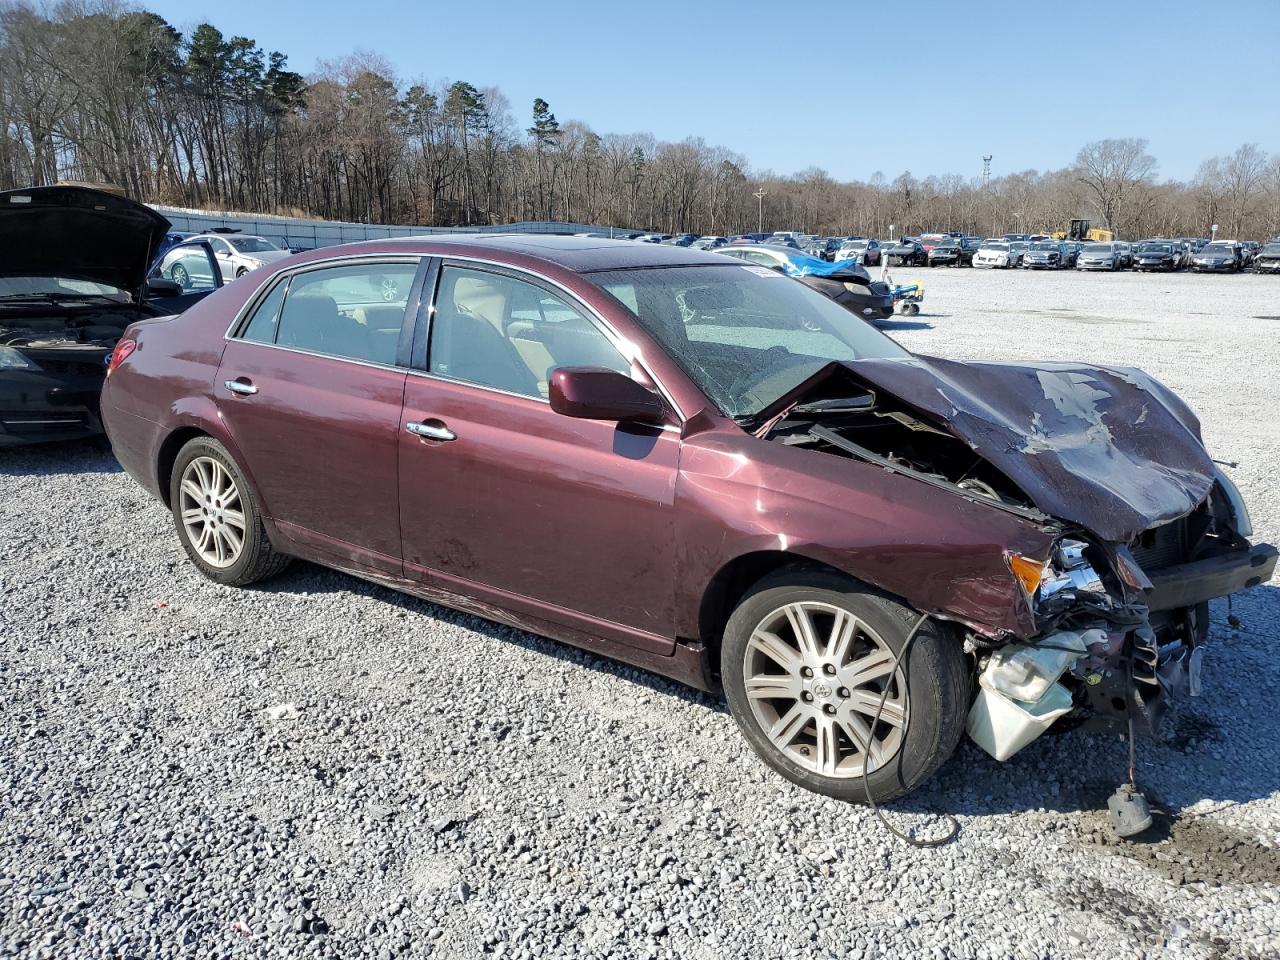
[159,233,291,288]
[972,239,1014,268]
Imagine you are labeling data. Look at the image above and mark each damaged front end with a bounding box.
[754,357,1277,761]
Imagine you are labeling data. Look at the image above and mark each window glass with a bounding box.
[588,264,908,418]
[209,237,230,255]
[155,242,220,290]
[272,262,416,364]
[430,266,629,399]
[241,279,288,343]
[228,236,281,253]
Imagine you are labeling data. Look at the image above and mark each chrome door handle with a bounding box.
[223,379,258,396]
[406,420,456,441]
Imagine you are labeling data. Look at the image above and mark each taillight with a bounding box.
[107,338,137,377]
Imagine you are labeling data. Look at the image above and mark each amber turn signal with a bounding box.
[1007,553,1048,596]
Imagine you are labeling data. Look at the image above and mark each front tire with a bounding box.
[721,569,970,804]
[169,436,291,587]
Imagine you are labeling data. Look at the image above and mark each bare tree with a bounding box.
[1,4,1274,240]
[1074,138,1157,234]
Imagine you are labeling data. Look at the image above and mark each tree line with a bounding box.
[3,2,1279,241]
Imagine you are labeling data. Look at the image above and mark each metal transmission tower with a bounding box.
[982,155,992,188]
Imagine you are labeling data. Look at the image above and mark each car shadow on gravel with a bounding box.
[876,318,934,331]
[252,561,1279,832]
[0,439,121,476]
[252,560,727,711]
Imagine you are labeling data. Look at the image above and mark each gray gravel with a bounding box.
[2,267,1279,959]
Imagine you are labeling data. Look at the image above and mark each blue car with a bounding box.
[715,245,895,323]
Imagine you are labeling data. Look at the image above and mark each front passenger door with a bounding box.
[398,263,680,654]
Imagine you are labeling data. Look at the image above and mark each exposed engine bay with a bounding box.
[0,301,139,350]
[758,361,1275,772]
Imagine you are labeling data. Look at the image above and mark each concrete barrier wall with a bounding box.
[149,207,640,249]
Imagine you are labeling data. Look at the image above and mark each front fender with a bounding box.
[674,432,1057,640]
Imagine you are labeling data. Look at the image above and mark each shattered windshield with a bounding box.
[586,264,908,418]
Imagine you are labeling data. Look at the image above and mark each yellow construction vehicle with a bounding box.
[1050,218,1114,243]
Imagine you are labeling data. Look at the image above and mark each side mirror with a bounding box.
[144,277,183,299]
[548,367,664,424]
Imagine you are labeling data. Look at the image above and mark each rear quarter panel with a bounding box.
[102,276,269,497]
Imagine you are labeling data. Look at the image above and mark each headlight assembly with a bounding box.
[0,345,39,371]
[1213,466,1254,538]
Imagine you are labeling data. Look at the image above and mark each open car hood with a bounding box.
[761,356,1215,543]
[0,186,171,295]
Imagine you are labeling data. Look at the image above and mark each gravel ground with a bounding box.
[2,267,1278,960]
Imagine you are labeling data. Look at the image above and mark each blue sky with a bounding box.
[143,0,1279,183]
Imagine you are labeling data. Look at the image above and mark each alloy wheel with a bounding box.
[178,456,246,568]
[742,601,909,779]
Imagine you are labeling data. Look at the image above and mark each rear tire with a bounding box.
[169,436,291,587]
[721,568,971,804]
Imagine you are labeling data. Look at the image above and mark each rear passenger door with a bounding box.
[215,258,425,575]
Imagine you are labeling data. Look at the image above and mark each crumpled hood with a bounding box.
[0,185,170,295]
[843,356,1215,542]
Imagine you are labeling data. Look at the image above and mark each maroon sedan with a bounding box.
[102,236,1275,804]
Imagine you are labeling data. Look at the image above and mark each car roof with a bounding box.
[329,232,731,273]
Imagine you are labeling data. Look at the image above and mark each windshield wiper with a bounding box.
[791,394,875,415]
[0,292,123,305]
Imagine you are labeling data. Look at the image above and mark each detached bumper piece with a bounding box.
[1144,544,1278,611]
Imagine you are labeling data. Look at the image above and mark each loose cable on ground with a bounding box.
[858,612,960,848]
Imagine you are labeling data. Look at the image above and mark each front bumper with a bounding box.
[1024,258,1060,269]
[1192,262,1233,272]
[1145,544,1278,610]
[0,366,108,446]
[1253,260,1280,272]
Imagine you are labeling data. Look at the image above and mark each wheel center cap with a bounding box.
[812,681,832,700]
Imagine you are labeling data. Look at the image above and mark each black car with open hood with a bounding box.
[0,185,219,446]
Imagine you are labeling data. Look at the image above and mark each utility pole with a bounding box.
[753,188,767,234]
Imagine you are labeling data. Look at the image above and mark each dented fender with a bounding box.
[673,430,1058,640]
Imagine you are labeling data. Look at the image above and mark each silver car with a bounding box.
[1021,241,1070,270]
[1076,242,1124,271]
[158,233,291,287]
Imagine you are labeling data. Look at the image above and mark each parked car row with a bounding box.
[548,229,1280,278]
